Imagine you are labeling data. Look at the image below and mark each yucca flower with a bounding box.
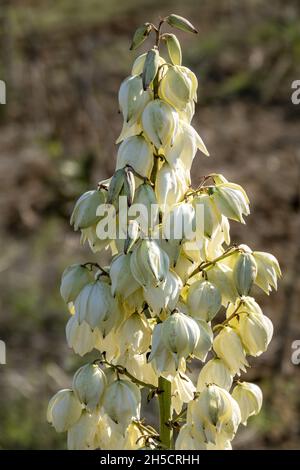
[49,14,281,451]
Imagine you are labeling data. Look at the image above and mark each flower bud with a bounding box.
[67,410,98,450]
[253,251,281,294]
[118,75,152,124]
[232,382,263,425]
[131,53,166,76]
[72,363,107,411]
[155,162,189,209]
[47,389,82,432]
[110,253,140,298]
[107,168,126,205]
[130,23,152,51]
[159,66,193,111]
[102,379,141,428]
[70,189,106,231]
[211,182,250,223]
[142,48,159,90]
[197,358,233,392]
[60,264,92,304]
[123,164,136,207]
[193,384,241,443]
[163,33,182,65]
[237,311,273,356]
[130,239,170,288]
[66,316,100,356]
[142,99,178,149]
[233,252,257,296]
[144,270,182,315]
[213,326,248,375]
[161,311,200,367]
[187,280,222,321]
[166,14,198,34]
[116,135,153,178]
[133,182,159,230]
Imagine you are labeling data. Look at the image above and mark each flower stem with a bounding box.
[97,357,157,390]
[158,376,173,449]
[188,246,240,280]
[213,299,245,332]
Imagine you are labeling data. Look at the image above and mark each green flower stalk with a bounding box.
[47,14,281,450]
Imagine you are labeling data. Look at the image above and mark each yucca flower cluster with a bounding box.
[47,14,281,450]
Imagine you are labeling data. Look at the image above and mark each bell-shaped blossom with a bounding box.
[102,379,141,428]
[155,162,189,209]
[212,182,250,224]
[141,99,179,149]
[109,253,140,299]
[116,135,154,178]
[67,410,99,450]
[130,239,170,288]
[74,280,120,336]
[118,75,152,124]
[70,189,106,231]
[72,363,107,412]
[193,384,241,443]
[144,270,182,315]
[213,326,248,375]
[47,389,82,433]
[197,358,233,392]
[66,316,101,357]
[187,280,222,321]
[60,264,92,304]
[159,66,194,111]
[232,382,263,425]
[253,251,281,294]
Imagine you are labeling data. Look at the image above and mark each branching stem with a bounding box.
[188,246,240,280]
[213,299,244,332]
[96,357,157,390]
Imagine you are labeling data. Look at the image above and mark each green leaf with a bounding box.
[142,48,159,90]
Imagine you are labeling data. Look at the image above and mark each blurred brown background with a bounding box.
[0,0,299,449]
